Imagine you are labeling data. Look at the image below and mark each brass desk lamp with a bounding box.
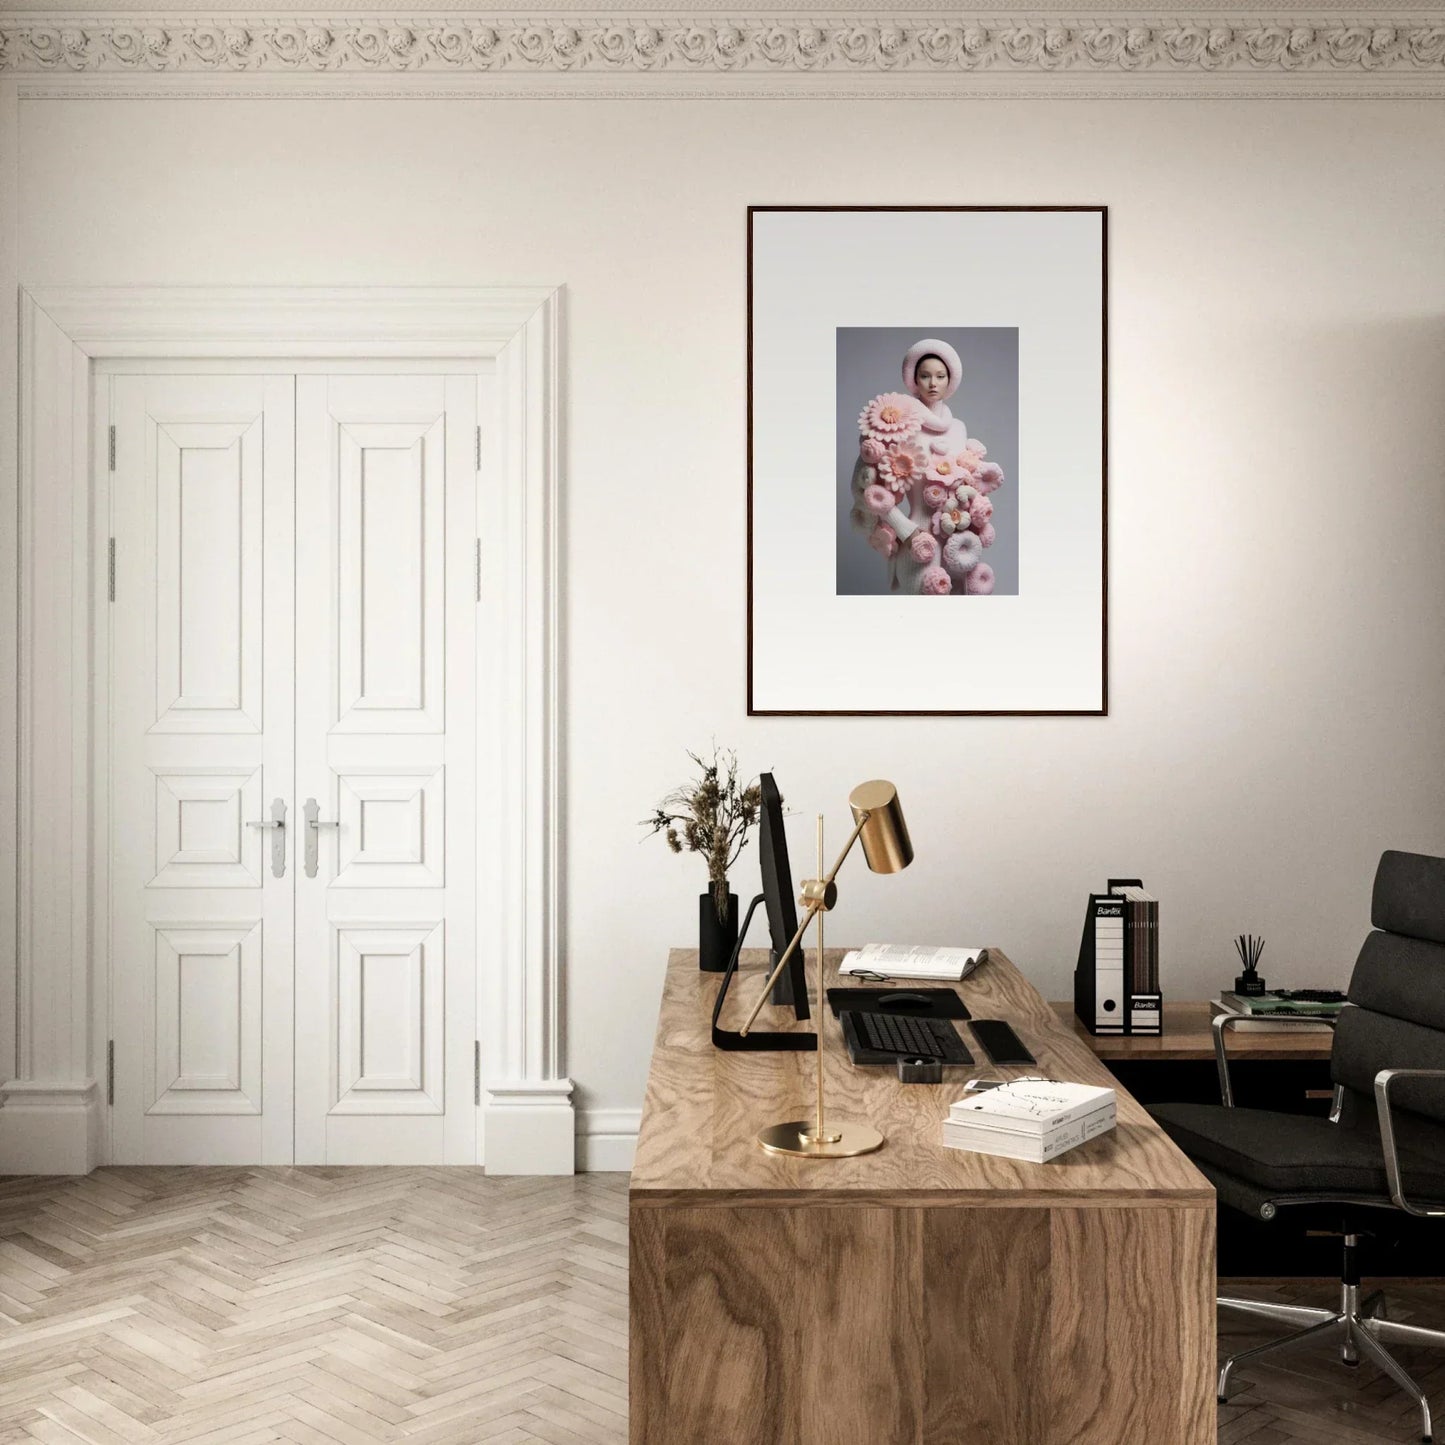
[738,780,913,1158]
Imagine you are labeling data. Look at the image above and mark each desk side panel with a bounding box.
[630,1199,1215,1445]
[629,1206,667,1445]
[922,1207,1051,1444]
[1049,1204,1216,1445]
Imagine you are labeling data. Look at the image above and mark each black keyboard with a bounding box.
[841,1010,973,1065]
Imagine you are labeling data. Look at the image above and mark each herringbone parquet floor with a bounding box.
[0,1169,628,1445]
[4,1168,1445,1444]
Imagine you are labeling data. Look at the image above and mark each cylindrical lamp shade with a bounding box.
[848,780,913,874]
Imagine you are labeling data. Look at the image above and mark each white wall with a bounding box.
[15,95,1445,1153]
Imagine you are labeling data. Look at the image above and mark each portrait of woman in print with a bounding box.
[839,330,1017,598]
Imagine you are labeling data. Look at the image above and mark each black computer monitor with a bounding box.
[709,772,815,1051]
[758,773,810,1020]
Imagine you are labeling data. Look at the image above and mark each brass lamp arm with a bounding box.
[738,811,870,1037]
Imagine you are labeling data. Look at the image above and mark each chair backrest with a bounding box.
[1332,850,1445,1126]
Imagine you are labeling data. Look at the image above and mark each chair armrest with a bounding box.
[1212,1010,1338,1108]
[1374,1068,1445,1217]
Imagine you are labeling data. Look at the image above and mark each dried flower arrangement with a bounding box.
[643,747,764,923]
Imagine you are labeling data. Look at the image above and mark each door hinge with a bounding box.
[475,424,482,472]
[107,425,116,472]
[474,1041,481,1106]
[107,538,116,602]
[474,538,482,602]
[106,1040,115,1106]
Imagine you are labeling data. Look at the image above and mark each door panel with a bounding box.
[294,374,478,1165]
[336,419,445,731]
[150,766,264,888]
[110,374,295,1164]
[149,921,262,1113]
[333,767,445,888]
[334,921,444,1112]
[152,422,263,732]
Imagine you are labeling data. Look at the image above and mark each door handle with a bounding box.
[303,797,340,879]
[246,797,288,879]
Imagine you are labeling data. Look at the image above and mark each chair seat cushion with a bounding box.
[1149,1102,1445,1199]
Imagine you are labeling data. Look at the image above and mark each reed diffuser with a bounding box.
[1234,934,1266,997]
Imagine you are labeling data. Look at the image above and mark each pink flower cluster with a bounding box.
[853,390,1007,596]
[920,442,1006,594]
[878,440,926,496]
[858,393,919,443]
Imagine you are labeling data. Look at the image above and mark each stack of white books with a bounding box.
[942,1080,1117,1163]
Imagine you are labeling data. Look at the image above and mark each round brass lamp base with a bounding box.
[757,1119,885,1158]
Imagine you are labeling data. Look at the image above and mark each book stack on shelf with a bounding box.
[1074,877,1161,1036]
[1209,989,1345,1034]
[941,1080,1117,1163]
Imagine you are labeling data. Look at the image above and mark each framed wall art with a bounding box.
[747,205,1107,716]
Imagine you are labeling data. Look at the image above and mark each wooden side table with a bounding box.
[1051,999,1333,1062]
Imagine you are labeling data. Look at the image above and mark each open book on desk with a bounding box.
[839,943,987,982]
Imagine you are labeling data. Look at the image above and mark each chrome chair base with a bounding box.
[1219,1280,1445,1443]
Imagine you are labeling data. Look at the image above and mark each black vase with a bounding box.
[699,888,739,972]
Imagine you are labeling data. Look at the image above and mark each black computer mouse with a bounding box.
[878,992,932,1009]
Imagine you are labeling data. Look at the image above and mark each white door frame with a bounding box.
[1,286,572,1176]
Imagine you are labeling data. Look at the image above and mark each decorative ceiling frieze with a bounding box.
[3,12,1444,92]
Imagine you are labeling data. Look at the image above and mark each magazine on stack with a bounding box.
[942,1080,1116,1163]
[838,943,986,982]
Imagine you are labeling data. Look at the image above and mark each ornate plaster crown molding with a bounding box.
[4,12,1445,92]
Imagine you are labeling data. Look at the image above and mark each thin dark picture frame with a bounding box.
[745,203,1109,718]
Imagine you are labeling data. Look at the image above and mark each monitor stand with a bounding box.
[770,950,803,1008]
[711,895,816,1052]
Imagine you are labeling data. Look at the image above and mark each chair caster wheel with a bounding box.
[1342,1358,1360,1368]
[1217,1397,1227,1405]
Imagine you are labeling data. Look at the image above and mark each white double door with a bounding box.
[108,369,481,1165]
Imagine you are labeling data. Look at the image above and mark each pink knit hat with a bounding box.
[901,338,963,403]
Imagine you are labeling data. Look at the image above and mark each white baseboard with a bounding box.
[483,1080,576,1175]
[0,1080,102,1175]
[577,1108,639,1173]
[0,1080,641,1177]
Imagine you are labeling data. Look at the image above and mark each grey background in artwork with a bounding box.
[836,327,1020,596]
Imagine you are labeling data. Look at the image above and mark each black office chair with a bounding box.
[1150,849,1445,1444]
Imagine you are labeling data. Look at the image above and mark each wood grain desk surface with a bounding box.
[630,947,1212,1207]
[1051,999,1334,1062]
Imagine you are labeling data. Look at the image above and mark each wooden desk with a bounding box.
[1052,999,1334,1062]
[630,949,1215,1445]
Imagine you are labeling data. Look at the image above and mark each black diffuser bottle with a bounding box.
[1234,934,1266,996]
